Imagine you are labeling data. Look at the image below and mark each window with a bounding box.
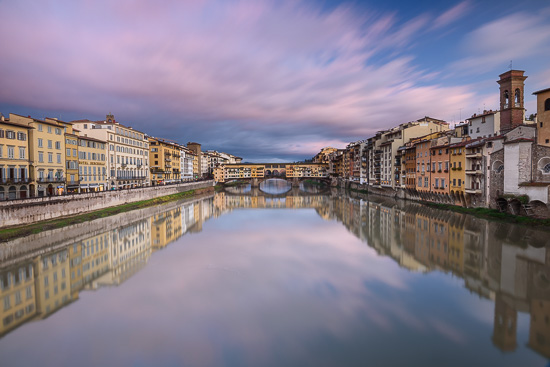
[48,152,53,163]
[17,132,26,141]
[55,128,61,135]
[545,98,550,111]
[67,148,71,157]
[55,141,61,149]
[47,126,52,133]
[73,149,77,156]
[57,154,61,163]
[435,178,439,187]
[37,124,43,132]
[441,179,445,188]
[48,140,52,149]
[6,130,15,139]
[424,177,429,187]
[19,147,25,159]
[38,138,43,148]
[38,152,44,162]
[8,146,14,158]
[458,179,461,187]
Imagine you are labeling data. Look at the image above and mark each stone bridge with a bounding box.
[225,176,331,188]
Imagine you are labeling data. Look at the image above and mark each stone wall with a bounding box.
[489,149,505,208]
[0,181,214,228]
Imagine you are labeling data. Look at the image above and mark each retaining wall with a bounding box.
[0,180,214,228]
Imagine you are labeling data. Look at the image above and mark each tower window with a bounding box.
[515,89,521,107]
[545,98,550,111]
[504,90,509,108]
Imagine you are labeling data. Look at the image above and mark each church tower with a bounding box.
[497,70,527,132]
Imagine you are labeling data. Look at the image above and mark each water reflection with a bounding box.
[258,178,292,194]
[1,188,549,366]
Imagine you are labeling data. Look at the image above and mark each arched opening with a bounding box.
[29,184,35,197]
[546,98,550,111]
[0,187,4,200]
[265,170,272,176]
[492,160,504,174]
[529,200,550,219]
[496,198,508,212]
[514,89,521,107]
[258,178,291,195]
[508,199,522,215]
[8,186,16,200]
[19,185,27,199]
[504,90,509,108]
[47,184,54,196]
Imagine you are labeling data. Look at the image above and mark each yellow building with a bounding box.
[149,137,182,185]
[0,261,37,336]
[449,141,468,204]
[10,114,67,196]
[0,118,32,199]
[55,120,80,194]
[286,163,329,178]
[224,164,265,181]
[34,249,72,317]
[78,136,107,192]
[151,207,183,250]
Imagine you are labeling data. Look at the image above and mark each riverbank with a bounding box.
[421,201,550,227]
[0,186,214,242]
[0,180,214,228]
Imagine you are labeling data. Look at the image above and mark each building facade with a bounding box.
[72,114,149,190]
[0,118,32,199]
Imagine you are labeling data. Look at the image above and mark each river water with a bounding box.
[1,179,549,366]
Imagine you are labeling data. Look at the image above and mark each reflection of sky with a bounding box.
[0,209,544,367]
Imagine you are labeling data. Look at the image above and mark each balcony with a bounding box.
[116,176,147,180]
[465,169,482,175]
[37,177,65,183]
[0,178,32,185]
[465,188,481,194]
[66,180,81,185]
[466,153,482,159]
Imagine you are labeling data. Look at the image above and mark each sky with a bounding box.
[1,0,549,162]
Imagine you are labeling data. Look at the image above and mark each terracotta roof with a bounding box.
[503,138,534,144]
[79,135,106,143]
[0,119,34,129]
[533,87,550,95]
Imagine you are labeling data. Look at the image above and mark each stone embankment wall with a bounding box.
[0,180,214,228]
[0,192,214,264]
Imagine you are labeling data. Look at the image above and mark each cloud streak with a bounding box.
[0,0,548,160]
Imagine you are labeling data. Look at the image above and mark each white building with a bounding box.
[466,110,501,139]
[72,114,149,189]
[180,146,194,181]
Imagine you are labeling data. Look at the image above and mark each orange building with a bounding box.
[429,143,450,195]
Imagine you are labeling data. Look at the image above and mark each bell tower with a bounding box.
[497,70,527,132]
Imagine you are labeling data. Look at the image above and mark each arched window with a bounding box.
[515,89,521,107]
[544,163,550,174]
[545,98,550,111]
[504,90,509,108]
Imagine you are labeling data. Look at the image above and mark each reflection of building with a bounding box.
[34,249,71,317]
[0,262,36,336]
[151,207,183,250]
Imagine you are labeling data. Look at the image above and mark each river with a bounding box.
[0,179,549,366]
